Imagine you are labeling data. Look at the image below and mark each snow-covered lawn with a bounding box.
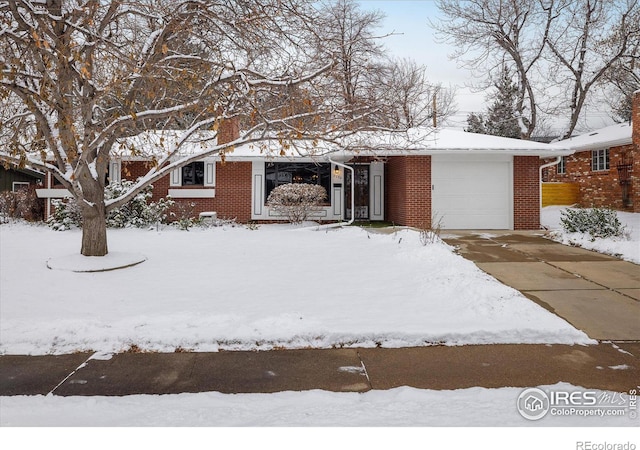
[541,206,640,264]
[1,383,634,427]
[0,222,591,355]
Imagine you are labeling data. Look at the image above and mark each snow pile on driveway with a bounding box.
[542,206,639,264]
[0,223,592,355]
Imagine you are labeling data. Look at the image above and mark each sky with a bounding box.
[356,0,618,133]
[357,0,489,128]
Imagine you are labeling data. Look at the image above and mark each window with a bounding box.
[169,160,215,188]
[557,156,567,174]
[181,161,205,185]
[12,182,29,192]
[591,149,609,171]
[265,162,331,200]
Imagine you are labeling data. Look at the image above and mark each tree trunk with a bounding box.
[81,207,108,256]
[79,178,108,257]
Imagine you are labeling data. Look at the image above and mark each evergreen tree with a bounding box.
[465,67,522,139]
[465,112,486,134]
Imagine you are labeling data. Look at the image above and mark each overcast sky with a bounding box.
[356,0,617,133]
[358,0,486,128]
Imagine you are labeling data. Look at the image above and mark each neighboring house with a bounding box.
[543,91,639,212]
[38,122,572,230]
[0,165,44,192]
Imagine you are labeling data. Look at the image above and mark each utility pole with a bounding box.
[432,93,437,127]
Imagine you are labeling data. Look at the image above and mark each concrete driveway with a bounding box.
[442,231,640,341]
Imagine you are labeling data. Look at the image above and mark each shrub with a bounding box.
[170,201,199,230]
[0,185,44,222]
[48,198,83,230]
[560,207,626,239]
[266,183,328,224]
[104,181,174,228]
[418,214,443,246]
[47,180,173,230]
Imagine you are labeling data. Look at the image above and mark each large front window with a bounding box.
[265,162,331,201]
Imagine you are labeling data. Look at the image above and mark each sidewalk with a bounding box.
[1,343,639,396]
[442,231,640,341]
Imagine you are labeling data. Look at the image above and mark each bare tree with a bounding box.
[543,0,640,138]
[315,0,387,118]
[0,0,389,256]
[433,0,552,138]
[376,58,456,128]
[598,4,640,122]
[434,0,639,139]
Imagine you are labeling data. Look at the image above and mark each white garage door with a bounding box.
[432,154,513,229]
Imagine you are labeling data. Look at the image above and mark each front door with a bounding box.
[345,165,369,220]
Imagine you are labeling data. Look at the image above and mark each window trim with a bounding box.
[12,181,30,192]
[170,159,215,188]
[591,149,609,172]
[557,156,567,174]
[109,159,121,184]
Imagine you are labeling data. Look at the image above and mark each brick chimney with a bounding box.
[217,117,240,145]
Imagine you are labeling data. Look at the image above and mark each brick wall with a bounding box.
[544,91,639,212]
[123,160,253,222]
[513,156,540,229]
[385,156,431,228]
[632,91,640,213]
[544,144,637,211]
[387,155,540,230]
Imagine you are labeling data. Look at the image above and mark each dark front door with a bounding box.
[345,165,369,220]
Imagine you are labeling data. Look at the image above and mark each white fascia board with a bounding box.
[568,137,633,152]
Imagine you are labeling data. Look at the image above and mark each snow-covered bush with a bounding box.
[560,207,626,239]
[266,183,328,224]
[48,198,83,230]
[104,181,174,228]
[170,201,199,230]
[47,181,173,230]
[0,185,44,223]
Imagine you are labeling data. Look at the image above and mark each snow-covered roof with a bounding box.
[114,126,573,161]
[556,122,632,152]
[231,128,572,159]
[338,127,573,157]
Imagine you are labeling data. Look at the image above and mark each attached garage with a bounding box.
[431,154,513,229]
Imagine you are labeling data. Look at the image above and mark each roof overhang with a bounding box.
[111,127,575,162]
[556,123,632,152]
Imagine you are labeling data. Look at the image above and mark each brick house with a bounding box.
[543,91,639,212]
[39,125,572,230]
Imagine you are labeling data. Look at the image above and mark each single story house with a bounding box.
[38,123,573,230]
[543,91,639,212]
[0,165,44,192]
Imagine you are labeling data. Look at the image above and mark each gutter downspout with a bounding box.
[539,156,562,218]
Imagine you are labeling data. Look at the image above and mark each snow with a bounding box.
[0,222,592,355]
[0,383,634,427]
[555,122,632,151]
[112,126,572,162]
[541,206,640,264]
